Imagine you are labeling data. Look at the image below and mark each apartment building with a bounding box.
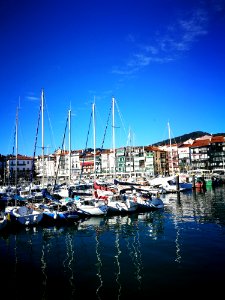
[2,135,225,184]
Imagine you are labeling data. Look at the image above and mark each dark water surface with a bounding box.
[1,187,225,299]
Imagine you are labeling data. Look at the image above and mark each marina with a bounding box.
[1,185,225,299]
[1,2,225,298]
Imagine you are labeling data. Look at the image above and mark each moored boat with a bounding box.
[136,192,164,211]
[7,203,43,226]
[75,197,109,216]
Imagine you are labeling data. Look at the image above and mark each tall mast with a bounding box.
[168,121,174,176]
[129,127,132,179]
[15,106,19,188]
[112,97,116,177]
[68,107,71,183]
[41,89,45,188]
[92,101,96,180]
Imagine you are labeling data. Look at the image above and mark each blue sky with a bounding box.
[1,0,225,156]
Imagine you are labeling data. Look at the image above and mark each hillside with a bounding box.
[152,131,225,146]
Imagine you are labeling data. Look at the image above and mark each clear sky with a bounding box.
[1,0,225,157]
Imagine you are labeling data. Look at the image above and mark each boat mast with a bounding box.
[92,100,96,180]
[41,89,45,188]
[112,97,116,177]
[15,106,19,188]
[128,127,132,179]
[168,121,174,176]
[68,107,71,183]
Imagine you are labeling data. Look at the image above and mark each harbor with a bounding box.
[1,185,225,299]
[1,1,225,298]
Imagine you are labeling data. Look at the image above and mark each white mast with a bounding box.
[128,127,132,179]
[41,89,45,188]
[168,121,174,176]
[15,106,19,188]
[112,97,116,177]
[92,101,96,180]
[68,107,71,183]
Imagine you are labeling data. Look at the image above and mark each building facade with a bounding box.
[2,135,225,185]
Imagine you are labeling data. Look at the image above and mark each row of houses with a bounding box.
[0,134,225,185]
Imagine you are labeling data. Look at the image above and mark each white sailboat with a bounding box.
[75,101,109,216]
[42,107,86,223]
[148,122,192,192]
[7,92,44,226]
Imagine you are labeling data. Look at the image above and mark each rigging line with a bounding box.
[30,101,42,183]
[170,125,177,145]
[95,102,112,174]
[12,122,16,156]
[8,123,15,155]
[79,110,93,183]
[12,105,20,156]
[100,102,112,150]
[115,98,127,137]
[11,112,17,180]
[44,97,57,151]
[18,116,28,155]
[54,116,69,186]
[126,127,132,147]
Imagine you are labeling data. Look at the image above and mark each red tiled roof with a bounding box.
[145,146,165,151]
[80,161,94,166]
[178,144,192,148]
[191,139,211,147]
[211,136,225,143]
[9,155,33,160]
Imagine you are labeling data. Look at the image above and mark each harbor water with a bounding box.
[1,186,225,299]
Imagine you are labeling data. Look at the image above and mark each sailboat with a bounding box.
[92,98,140,214]
[6,94,44,226]
[41,108,89,223]
[148,122,192,192]
[74,102,109,216]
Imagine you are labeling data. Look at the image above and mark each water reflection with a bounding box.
[95,232,103,300]
[1,187,225,298]
[162,186,225,225]
[106,215,144,298]
[126,223,143,291]
[161,187,225,266]
[63,231,76,297]
[40,232,47,299]
[138,210,165,239]
[114,229,122,299]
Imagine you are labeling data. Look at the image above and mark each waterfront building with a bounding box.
[144,146,155,177]
[100,149,112,175]
[177,139,193,173]
[159,143,179,175]
[190,136,211,170]
[116,147,126,176]
[133,146,145,175]
[190,135,225,171]
[35,153,56,185]
[2,134,225,183]
[71,150,82,180]
[6,154,33,185]
[146,146,168,176]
